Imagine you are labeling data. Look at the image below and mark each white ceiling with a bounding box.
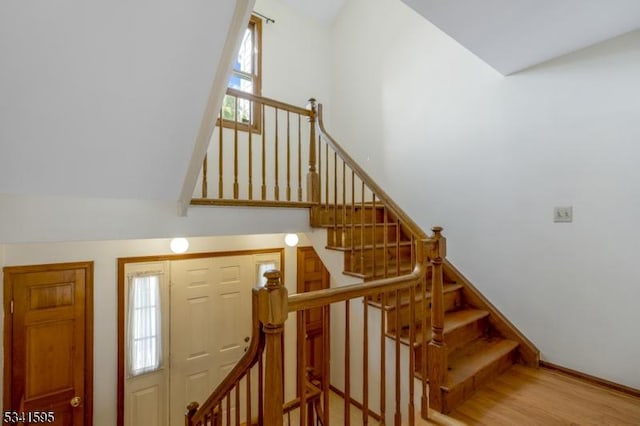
[401,0,640,74]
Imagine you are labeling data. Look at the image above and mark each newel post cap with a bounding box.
[258,269,288,326]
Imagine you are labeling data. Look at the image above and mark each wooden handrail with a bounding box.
[186,287,266,426]
[313,101,428,240]
[288,252,429,312]
[226,87,312,117]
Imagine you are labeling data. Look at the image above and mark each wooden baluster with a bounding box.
[307,99,319,203]
[323,304,331,426]
[258,352,264,425]
[408,283,416,426]
[350,170,355,272]
[297,114,302,201]
[333,151,337,230]
[420,242,429,419]
[428,226,447,412]
[258,270,288,426]
[219,107,224,199]
[185,401,198,426]
[235,383,240,426]
[342,161,346,241]
[274,107,280,200]
[261,104,266,200]
[202,155,208,198]
[383,207,389,278]
[360,181,365,278]
[394,289,402,426]
[363,290,369,425]
[246,370,252,426]
[286,111,291,201]
[217,404,224,426]
[372,194,377,280]
[234,97,239,199]
[318,136,322,206]
[298,309,307,426]
[324,143,329,210]
[380,291,386,425]
[396,219,401,277]
[248,102,253,200]
[226,393,231,425]
[344,300,351,426]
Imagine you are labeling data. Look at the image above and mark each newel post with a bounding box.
[258,270,288,425]
[307,98,320,203]
[185,401,198,426]
[428,226,447,412]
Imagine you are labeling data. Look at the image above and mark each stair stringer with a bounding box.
[444,260,540,367]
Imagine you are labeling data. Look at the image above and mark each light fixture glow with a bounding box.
[170,238,189,254]
[284,233,299,247]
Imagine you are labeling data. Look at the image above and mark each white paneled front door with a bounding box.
[169,256,253,425]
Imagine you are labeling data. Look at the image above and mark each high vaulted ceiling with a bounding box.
[401,0,640,74]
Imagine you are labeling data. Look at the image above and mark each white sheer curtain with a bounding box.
[257,262,276,286]
[126,273,163,377]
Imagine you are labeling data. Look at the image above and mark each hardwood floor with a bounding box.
[451,365,640,425]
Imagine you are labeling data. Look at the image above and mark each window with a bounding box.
[256,261,277,286]
[127,273,163,376]
[221,15,262,132]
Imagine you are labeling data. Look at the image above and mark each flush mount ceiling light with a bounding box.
[170,237,189,254]
[284,233,299,247]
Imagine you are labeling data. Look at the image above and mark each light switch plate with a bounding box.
[554,206,573,223]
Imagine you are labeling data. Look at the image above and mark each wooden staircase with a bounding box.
[312,203,535,413]
[188,89,539,425]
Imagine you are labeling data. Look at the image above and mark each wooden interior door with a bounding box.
[296,247,330,385]
[3,262,93,426]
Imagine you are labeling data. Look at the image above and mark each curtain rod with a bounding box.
[253,11,275,24]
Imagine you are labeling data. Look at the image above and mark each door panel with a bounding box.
[170,256,253,425]
[170,258,216,426]
[297,247,330,385]
[4,263,92,426]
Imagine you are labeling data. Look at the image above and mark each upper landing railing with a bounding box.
[189,90,450,425]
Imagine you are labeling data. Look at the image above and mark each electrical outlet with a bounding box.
[554,206,573,223]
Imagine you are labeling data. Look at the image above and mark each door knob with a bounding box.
[244,336,250,342]
[70,396,81,407]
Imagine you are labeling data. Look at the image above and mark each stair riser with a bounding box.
[344,245,413,273]
[412,315,488,374]
[386,289,462,332]
[326,224,408,248]
[441,348,516,414]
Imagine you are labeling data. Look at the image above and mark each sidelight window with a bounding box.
[126,273,163,376]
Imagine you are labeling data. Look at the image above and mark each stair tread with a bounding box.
[391,309,489,345]
[443,337,519,391]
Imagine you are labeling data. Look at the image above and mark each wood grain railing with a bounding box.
[185,284,266,426]
[188,95,451,424]
[192,88,317,207]
[311,100,450,420]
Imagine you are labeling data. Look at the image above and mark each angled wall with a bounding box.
[330,0,640,389]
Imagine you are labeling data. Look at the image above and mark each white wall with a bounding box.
[0,193,311,244]
[331,0,640,389]
[255,0,332,110]
[1,233,309,426]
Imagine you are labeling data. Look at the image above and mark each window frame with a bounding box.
[219,15,263,134]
